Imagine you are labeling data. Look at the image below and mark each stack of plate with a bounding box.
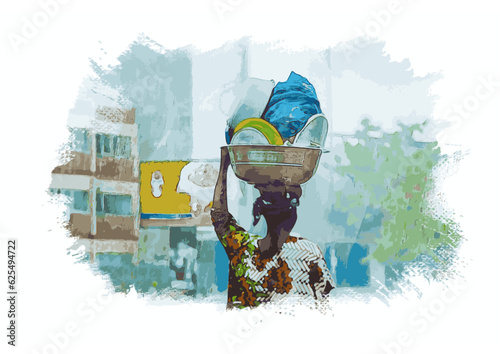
[227,115,328,185]
[231,118,284,145]
[230,115,328,149]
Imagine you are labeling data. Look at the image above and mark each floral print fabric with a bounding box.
[211,208,334,309]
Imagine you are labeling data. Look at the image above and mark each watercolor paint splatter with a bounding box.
[49,35,464,305]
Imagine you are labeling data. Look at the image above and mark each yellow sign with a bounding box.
[140,161,191,215]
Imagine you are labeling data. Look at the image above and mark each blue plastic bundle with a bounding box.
[261,72,322,139]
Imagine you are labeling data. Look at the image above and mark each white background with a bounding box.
[1,1,499,353]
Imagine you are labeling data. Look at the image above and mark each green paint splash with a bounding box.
[334,119,462,271]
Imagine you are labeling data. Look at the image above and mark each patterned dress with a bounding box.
[211,209,334,309]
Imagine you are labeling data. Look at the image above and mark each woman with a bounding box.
[211,147,334,309]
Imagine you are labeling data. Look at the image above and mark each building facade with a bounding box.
[51,106,140,261]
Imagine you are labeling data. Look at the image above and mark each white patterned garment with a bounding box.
[245,236,335,304]
[211,208,334,309]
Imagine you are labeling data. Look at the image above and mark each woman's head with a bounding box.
[252,182,302,233]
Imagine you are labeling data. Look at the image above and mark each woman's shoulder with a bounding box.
[282,235,323,259]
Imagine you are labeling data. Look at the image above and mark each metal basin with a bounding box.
[227,145,322,185]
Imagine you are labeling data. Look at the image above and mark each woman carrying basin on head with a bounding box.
[212,71,334,309]
[211,147,334,309]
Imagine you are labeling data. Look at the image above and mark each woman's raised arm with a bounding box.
[212,146,231,212]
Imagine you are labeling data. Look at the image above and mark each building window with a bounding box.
[96,133,131,159]
[50,188,89,214]
[73,190,90,211]
[96,192,132,216]
[70,128,90,154]
[114,135,132,158]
